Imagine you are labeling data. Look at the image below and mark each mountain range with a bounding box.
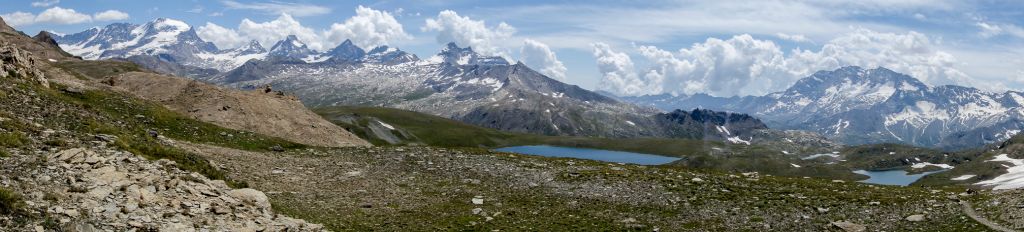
[52,18,768,143]
[52,18,1024,150]
[623,66,1024,150]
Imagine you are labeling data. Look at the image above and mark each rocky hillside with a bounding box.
[625,66,1024,150]
[104,71,369,147]
[0,30,323,230]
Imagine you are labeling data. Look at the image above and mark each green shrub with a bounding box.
[43,139,66,147]
[0,132,28,148]
[0,187,24,215]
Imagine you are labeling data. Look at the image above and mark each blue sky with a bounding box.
[4,0,1024,96]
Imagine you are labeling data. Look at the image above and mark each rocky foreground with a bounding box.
[182,143,989,231]
[0,144,324,231]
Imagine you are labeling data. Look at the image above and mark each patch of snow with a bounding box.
[716,125,731,136]
[794,97,812,106]
[625,121,636,126]
[727,136,751,145]
[423,55,445,64]
[977,154,1024,190]
[782,151,790,155]
[996,129,1022,141]
[790,163,801,168]
[910,162,953,169]
[899,81,920,91]
[377,121,396,130]
[802,153,839,160]
[884,101,950,127]
[301,54,330,63]
[831,119,850,135]
[951,175,975,181]
[464,77,504,92]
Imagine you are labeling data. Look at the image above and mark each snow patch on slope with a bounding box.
[910,162,953,169]
[977,154,1024,190]
[951,175,975,181]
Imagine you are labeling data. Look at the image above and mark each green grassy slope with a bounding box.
[316,106,865,180]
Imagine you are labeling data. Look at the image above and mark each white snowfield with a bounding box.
[951,175,976,181]
[977,154,1024,190]
[726,136,751,145]
[910,162,953,169]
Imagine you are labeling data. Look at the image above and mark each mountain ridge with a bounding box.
[624,66,1024,150]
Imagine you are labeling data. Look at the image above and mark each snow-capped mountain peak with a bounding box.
[325,39,365,62]
[364,45,418,64]
[268,35,316,61]
[623,66,1024,149]
[234,40,266,55]
[435,42,508,66]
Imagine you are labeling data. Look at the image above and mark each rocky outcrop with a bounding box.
[32,31,59,47]
[654,108,769,140]
[0,43,49,87]
[0,16,14,33]
[0,146,324,231]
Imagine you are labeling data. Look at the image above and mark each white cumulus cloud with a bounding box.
[222,0,330,17]
[977,22,1003,38]
[636,34,791,96]
[236,13,324,50]
[423,10,516,56]
[2,7,128,27]
[520,39,567,81]
[775,33,811,43]
[325,6,410,49]
[196,22,248,49]
[592,42,648,96]
[976,20,1024,39]
[93,10,129,21]
[595,28,976,97]
[1,12,37,27]
[30,0,59,7]
[198,6,409,51]
[34,7,92,25]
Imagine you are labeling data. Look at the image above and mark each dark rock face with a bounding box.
[268,35,316,61]
[32,31,60,47]
[324,39,365,62]
[656,109,768,139]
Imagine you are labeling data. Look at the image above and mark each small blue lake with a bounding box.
[853,169,945,186]
[494,145,681,165]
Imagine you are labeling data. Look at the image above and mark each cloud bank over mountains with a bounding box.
[422,10,516,57]
[593,28,975,97]
[2,7,128,27]
[5,1,1021,97]
[197,6,408,51]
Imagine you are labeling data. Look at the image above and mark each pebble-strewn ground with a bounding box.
[187,143,990,231]
[0,143,325,231]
